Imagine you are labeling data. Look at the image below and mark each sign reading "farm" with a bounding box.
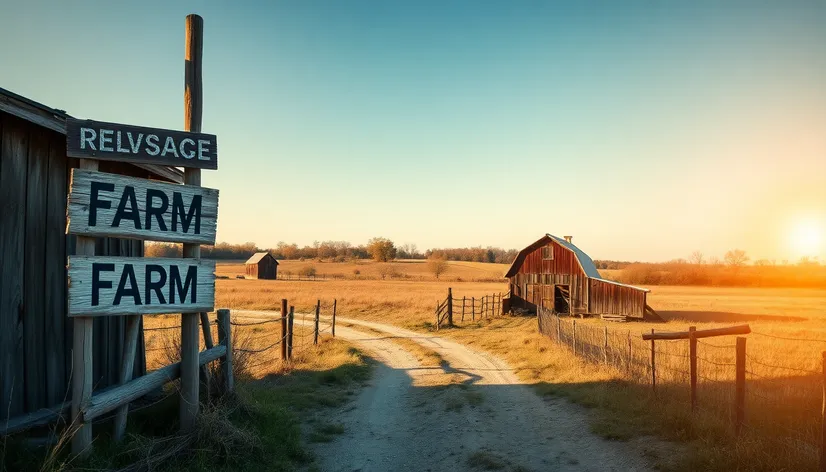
[68,257,215,316]
[68,169,218,245]
[66,118,218,170]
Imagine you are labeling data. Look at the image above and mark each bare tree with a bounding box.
[724,249,749,268]
[689,251,705,265]
[427,256,449,279]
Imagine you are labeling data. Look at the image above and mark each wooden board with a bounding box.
[68,169,218,245]
[66,118,218,170]
[68,257,215,317]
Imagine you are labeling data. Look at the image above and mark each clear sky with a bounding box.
[1,0,824,262]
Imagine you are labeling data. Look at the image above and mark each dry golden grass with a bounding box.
[217,259,509,282]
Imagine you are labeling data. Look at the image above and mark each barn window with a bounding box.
[542,245,553,260]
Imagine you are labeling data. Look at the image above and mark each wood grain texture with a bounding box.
[24,126,50,412]
[82,344,226,422]
[113,315,140,441]
[66,118,217,170]
[44,132,68,406]
[68,256,215,316]
[0,114,28,418]
[217,309,233,393]
[68,169,218,245]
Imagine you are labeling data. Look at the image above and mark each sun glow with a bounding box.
[789,218,825,258]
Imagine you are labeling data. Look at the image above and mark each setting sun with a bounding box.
[789,218,825,258]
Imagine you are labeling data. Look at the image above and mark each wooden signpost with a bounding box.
[68,169,218,244]
[67,13,218,456]
[66,118,218,169]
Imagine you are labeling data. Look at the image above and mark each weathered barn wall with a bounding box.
[245,255,277,279]
[588,278,646,318]
[510,241,589,314]
[0,112,147,421]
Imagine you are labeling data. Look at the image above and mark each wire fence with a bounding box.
[537,307,825,469]
[143,299,338,377]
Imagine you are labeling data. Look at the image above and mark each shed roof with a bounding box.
[0,87,183,184]
[245,252,278,265]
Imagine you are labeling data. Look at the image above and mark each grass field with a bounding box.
[197,261,826,470]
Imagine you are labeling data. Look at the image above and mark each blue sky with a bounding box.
[2,0,824,261]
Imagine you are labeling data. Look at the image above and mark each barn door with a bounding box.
[554,284,570,314]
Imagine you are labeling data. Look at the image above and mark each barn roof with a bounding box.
[245,252,277,265]
[504,233,650,292]
[0,87,183,184]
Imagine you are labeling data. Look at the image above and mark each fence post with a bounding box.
[689,326,697,412]
[462,297,466,322]
[113,315,141,442]
[603,326,609,365]
[281,299,288,360]
[572,320,577,356]
[314,300,320,345]
[435,301,440,331]
[332,299,337,337]
[627,330,632,373]
[287,306,294,359]
[650,329,656,393]
[472,297,476,321]
[217,309,234,393]
[735,336,746,435]
[447,288,453,326]
[556,315,561,342]
[821,351,826,472]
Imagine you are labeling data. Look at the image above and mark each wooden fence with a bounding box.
[538,307,826,470]
[435,288,505,330]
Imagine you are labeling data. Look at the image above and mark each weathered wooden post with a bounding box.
[287,306,295,359]
[556,315,561,342]
[603,326,609,365]
[71,160,96,456]
[114,315,141,442]
[435,301,440,331]
[735,336,746,435]
[332,299,337,337]
[447,288,453,326]
[650,329,656,392]
[281,299,288,360]
[462,297,466,322]
[179,13,205,432]
[821,351,826,472]
[314,300,320,345]
[472,297,476,321]
[217,309,234,393]
[689,326,697,412]
[572,319,577,356]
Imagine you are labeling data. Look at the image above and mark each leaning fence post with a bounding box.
[735,336,746,435]
[447,288,453,326]
[603,326,609,365]
[572,320,577,356]
[332,299,337,337]
[281,299,288,360]
[650,329,656,393]
[689,326,697,412]
[314,300,321,345]
[287,306,295,359]
[217,309,234,393]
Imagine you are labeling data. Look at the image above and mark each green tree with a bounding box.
[367,237,397,262]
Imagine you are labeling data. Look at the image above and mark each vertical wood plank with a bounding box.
[180,13,204,432]
[44,132,68,406]
[71,159,97,457]
[0,115,28,420]
[331,299,337,337]
[281,299,288,360]
[735,336,746,436]
[217,309,233,393]
[313,300,320,345]
[23,127,50,412]
[113,315,141,441]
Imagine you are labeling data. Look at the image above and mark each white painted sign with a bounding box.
[68,257,216,317]
[68,169,218,245]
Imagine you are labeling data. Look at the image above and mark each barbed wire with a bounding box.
[747,357,821,375]
[230,317,285,327]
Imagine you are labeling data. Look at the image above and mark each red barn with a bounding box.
[505,234,660,321]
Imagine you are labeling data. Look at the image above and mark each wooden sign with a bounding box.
[68,257,215,317]
[68,169,218,245]
[66,118,218,170]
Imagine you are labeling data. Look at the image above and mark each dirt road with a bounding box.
[236,311,651,471]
